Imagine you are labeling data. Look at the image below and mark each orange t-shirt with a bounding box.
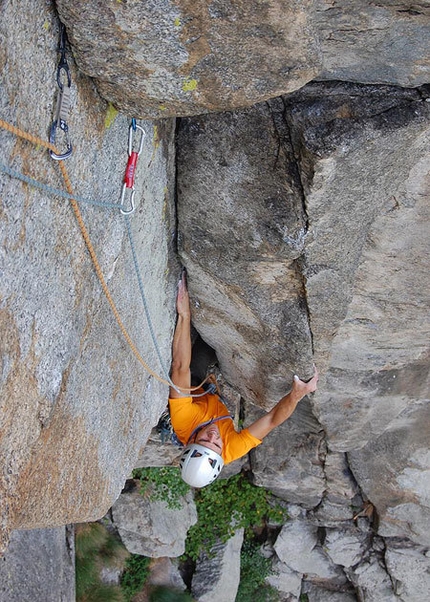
[168,390,262,465]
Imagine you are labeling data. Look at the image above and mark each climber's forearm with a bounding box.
[169,312,192,398]
[247,391,300,440]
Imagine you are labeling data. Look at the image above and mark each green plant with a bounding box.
[184,474,287,561]
[236,541,278,602]
[120,554,151,601]
[75,522,128,602]
[80,583,124,602]
[149,585,194,601]
[133,466,190,510]
[75,522,108,559]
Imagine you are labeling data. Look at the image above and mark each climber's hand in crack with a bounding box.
[291,365,319,398]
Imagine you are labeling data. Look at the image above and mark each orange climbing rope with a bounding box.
[0,118,207,394]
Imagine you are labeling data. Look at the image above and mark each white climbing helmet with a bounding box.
[179,443,224,488]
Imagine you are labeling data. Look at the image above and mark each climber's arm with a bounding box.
[169,272,192,399]
[247,367,319,440]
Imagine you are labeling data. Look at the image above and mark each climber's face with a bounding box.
[195,423,223,454]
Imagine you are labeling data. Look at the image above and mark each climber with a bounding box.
[169,271,319,488]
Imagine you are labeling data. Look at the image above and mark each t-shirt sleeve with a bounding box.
[223,427,262,465]
[168,395,202,445]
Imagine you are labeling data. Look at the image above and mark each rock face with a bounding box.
[55,0,429,118]
[111,482,197,557]
[0,526,75,602]
[0,0,177,551]
[177,82,430,544]
[1,1,430,601]
[191,528,244,602]
[56,0,320,119]
[175,81,430,599]
[177,98,314,407]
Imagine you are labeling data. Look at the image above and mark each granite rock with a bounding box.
[0,0,178,551]
[111,482,197,558]
[55,0,430,118]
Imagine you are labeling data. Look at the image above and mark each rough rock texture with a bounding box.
[314,0,430,87]
[274,519,343,580]
[177,81,429,534]
[348,405,430,546]
[266,558,303,600]
[176,81,429,599]
[247,398,326,507]
[0,0,177,551]
[1,1,430,600]
[56,0,320,118]
[54,0,430,118]
[384,541,430,602]
[177,99,315,407]
[111,481,197,557]
[191,528,244,602]
[0,526,75,602]
[302,584,357,602]
[345,552,399,602]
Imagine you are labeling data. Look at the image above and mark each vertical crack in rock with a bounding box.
[278,96,315,358]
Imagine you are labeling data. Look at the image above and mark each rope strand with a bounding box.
[0,163,121,208]
[0,117,208,394]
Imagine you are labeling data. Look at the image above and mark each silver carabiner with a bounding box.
[49,84,73,160]
[120,184,136,215]
[49,119,73,160]
[128,123,146,156]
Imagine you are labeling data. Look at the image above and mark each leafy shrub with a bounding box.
[185,473,286,561]
[120,554,151,601]
[236,541,278,602]
[79,583,124,602]
[133,466,190,510]
[75,523,127,602]
[149,585,194,601]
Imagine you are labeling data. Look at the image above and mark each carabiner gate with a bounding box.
[49,118,73,161]
[128,123,146,156]
[120,184,136,215]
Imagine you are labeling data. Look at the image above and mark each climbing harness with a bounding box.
[157,382,232,447]
[49,24,73,160]
[0,117,209,397]
[120,121,145,215]
[157,410,183,446]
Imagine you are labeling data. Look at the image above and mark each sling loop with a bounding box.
[49,24,73,160]
[120,123,145,215]
[0,163,121,209]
